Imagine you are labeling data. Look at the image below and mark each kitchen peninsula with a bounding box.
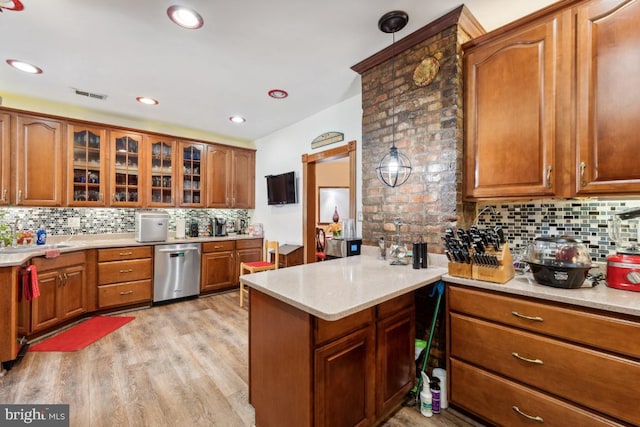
[240,251,446,427]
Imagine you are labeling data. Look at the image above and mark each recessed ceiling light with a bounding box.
[229,115,246,124]
[167,5,204,29]
[268,89,288,99]
[136,96,159,105]
[6,59,42,74]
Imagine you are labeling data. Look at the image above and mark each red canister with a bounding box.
[606,253,640,292]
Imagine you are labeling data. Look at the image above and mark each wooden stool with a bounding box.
[239,240,279,307]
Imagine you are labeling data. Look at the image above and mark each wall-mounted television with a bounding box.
[266,171,297,205]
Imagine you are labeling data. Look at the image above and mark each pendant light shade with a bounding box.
[375,11,412,188]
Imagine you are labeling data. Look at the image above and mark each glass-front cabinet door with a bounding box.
[110,130,144,207]
[147,136,175,206]
[68,123,108,206]
[178,141,205,207]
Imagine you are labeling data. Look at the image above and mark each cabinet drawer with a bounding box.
[451,313,640,426]
[202,241,235,253]
[448,285,640,359]
[98,246,152,262]
[377,292,414,319]
[98,259,153,285]
[98,280,152,308]
[450,359,622,427]
[236,238,262,249]
[315,308,374,346]
[32,251,86,271]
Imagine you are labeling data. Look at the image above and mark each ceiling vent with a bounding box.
[73,88,107,101]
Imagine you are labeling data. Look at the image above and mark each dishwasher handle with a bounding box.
[157,247,199,253]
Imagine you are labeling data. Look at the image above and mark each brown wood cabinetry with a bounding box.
[146,135,176,207]
[575,0,640,194]
[12,114,65,206]
[235,238,262,283]
[201,241,236,293]
[0,266,21,362]
[30,252,87,333]
[447,285,640,426]
[250,289,414,427]
[109,130,145,207]
[271,244,304,268]
[464,0,640,200]
[97,246,152,308]
[206,145,255,208]
[67,123,109,206]
[178,141,205,207]
[0,113,9,206]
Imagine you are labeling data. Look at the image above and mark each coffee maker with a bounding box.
[215,218,227,236]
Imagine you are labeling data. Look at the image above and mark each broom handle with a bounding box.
[415,281,444,397]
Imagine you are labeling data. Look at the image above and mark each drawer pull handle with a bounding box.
[119,252,133,256]
[119,269,134,273]
[119,290,134,295]
[512,406,544,423]
[512,311,543,322]
[512,352,544,365]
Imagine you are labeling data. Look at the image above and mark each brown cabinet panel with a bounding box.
[0,267,20,362]
[67,123,109,206]
[59,264,87,320]
[576,0,640,194]
[201,250,235,292]
[232,148,255,208]
[13,114,65,206]
[206,145,230,208]
[314,326,376,427]
[98,258,153,285]
[206,145,255,208]
[97,246,153,262]
[315,308,373,346]
[451,359,621,427]
[31,269,60,333]
[202,240,235,253]
[98,279,152,309]
[0,113,9,206]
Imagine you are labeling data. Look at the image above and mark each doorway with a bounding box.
[301,141,357,263]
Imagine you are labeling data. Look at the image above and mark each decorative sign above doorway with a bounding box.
[311,131,344,149]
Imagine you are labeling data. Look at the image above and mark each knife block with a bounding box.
[447,243,515,284]
[471,243,515,284]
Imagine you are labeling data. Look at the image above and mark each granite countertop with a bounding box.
[0,233,261,267]
[241,247,640,321]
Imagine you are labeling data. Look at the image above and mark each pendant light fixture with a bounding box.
[376,11,412,188]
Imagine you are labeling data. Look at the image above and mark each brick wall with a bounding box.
[360,25,469,252]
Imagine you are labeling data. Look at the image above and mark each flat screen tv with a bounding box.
[266,171,297,205]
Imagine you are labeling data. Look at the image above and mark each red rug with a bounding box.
[29,316,135,352]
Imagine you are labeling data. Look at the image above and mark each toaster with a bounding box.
[135,211,169,242]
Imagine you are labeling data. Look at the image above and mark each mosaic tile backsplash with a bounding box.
[0,207,250,245]
[474,199,640,262]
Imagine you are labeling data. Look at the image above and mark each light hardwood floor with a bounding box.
[0,291,484,427]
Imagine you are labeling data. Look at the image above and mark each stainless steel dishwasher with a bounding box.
[154,242,201,303]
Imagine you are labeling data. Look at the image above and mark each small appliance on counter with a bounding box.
[136,210,169,243]
[215,217,227,236]
[607,207,640,291]
[523,236,592,288]
[188,220,199,238]
[326,237,362,258]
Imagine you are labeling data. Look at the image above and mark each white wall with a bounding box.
[252,94,362,245]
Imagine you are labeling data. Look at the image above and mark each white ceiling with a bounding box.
[0,0,557,142]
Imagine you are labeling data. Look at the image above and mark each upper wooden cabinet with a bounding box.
[146,135,176,207]
[464,0,640,200]
[0,113,9,205]
[178,140,206,207]
[12,114,65,206]
[575,0,640,195]
[109,130,145,207]
[67,123,109,206]
[207,145,255,208]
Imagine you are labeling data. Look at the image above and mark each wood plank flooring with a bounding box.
[0,291,484,427]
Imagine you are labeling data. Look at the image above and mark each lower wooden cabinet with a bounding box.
[201,241,236,293]
[97,246,152,309]
[30,252,87,333]
[447,284,640,426]
[250,289,415,427]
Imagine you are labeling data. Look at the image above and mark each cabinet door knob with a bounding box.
[512,406,544,423]
[580,161,587,187]
[119,290,134,296]
[545,165,552,189]
[119,268,133,273]
[119,252,133,256]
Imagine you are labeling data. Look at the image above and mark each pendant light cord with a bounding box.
[391,31,396,150]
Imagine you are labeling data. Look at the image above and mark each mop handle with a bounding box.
[416,281,445,396]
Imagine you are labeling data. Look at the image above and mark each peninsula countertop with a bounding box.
[240,254,446,321]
